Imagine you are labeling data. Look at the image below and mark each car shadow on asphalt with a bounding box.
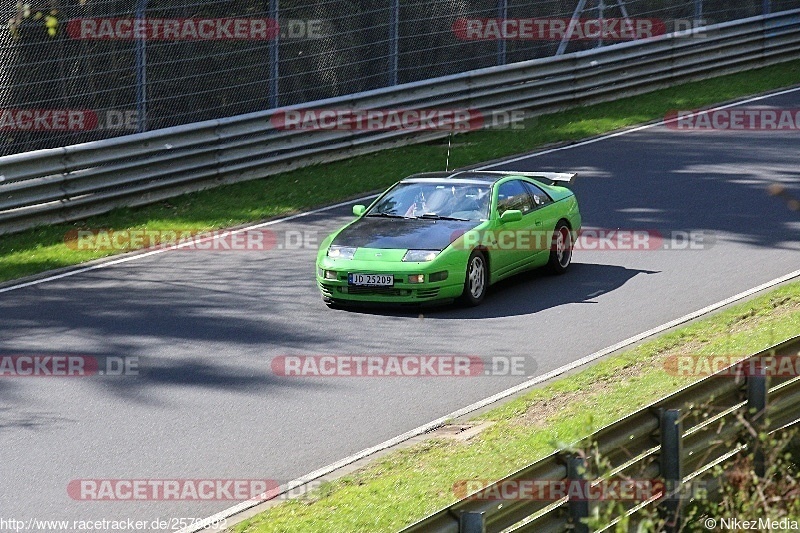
[336,262,659,319]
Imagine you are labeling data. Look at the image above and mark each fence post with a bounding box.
[135,0,148,132]
[459,511,486,533]
[557,0,588,55]
[659,409,683,532]
[567,455,589,533]
[597,0,605,48]
[747,368,768,478]
[268,0,280,109]
[497,0,507,66]
[389,0,400,86]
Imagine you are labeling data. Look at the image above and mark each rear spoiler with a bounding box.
[478,171,578,186]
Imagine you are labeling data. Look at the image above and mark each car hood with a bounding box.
[332,217,480,250]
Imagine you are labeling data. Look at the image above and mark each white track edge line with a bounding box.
[181,268,800,532]
[0,194,379,295]
[478,85,800,168]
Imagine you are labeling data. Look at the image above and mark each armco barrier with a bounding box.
[398,335,800,533]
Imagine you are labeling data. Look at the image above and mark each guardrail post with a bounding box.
[659,409,683,532]
[458,511,486,533]
[567,455,589,533]
[747,368,768,478]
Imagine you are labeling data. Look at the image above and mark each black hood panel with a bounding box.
[333,217,479,250]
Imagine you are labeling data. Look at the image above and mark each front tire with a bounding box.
[459,250,488,306]
[323,297,344,309]
[546,221,573,275]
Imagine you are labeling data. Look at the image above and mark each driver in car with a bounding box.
[443,186,481,216]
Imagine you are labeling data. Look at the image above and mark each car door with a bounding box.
[522,180,560,267]
[492,179,537,277]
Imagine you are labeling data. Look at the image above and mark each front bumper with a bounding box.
[316,257,465,305]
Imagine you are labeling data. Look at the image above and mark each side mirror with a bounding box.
[500,209,522,223]
[352,205,366,216]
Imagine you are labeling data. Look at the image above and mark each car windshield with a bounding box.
[368,182,491,221]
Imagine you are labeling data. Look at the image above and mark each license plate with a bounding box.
[348,273,394,286]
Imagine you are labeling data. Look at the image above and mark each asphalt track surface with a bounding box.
[1,89,799,529]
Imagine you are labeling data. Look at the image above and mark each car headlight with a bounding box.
[403,250,440,262]
[327,245,357,260]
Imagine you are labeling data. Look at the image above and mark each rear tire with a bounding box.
[546,221,573,275]
[459,250,488,306]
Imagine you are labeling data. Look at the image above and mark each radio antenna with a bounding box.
[445,132,452,172]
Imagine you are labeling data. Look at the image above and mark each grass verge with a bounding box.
[232,280,800,533]
[2,60,800,283]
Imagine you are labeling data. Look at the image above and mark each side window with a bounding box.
[523,182,553,208]
[496,180,533,215]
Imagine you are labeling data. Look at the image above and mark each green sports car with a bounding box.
[316,170,581,307]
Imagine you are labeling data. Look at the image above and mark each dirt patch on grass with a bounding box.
[519,360,649,428]
[725,297,800,335]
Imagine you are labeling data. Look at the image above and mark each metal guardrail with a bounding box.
[1,10,800,235]
[398,335,800,533]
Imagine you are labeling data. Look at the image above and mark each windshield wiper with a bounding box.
[366,213,410,218]
[417,213,470,221]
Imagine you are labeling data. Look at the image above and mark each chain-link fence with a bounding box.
[1,0,798,156]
